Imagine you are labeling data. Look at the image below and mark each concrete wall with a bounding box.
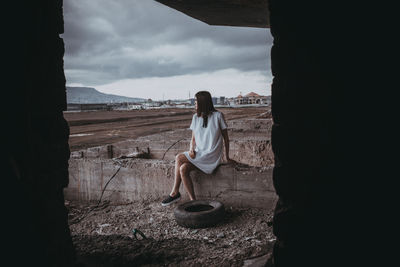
[65,158,277,209]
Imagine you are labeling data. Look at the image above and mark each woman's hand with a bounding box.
[189,149,196,159]
[189,132,196,159]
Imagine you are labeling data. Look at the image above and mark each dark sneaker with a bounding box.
[161,192,181,206]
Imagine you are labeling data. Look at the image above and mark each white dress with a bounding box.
[183,111,228,174]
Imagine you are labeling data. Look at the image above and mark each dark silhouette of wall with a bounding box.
[4,1,75,266]
[2,1,390,266]
[268,1,387,266]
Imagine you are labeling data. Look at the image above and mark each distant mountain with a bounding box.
[66,87,145,104]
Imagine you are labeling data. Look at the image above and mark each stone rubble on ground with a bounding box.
[67,199,275,266]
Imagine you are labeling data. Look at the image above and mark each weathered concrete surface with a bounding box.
[155,0,270,28]
[65,158,277,209]
[70,119,274,167]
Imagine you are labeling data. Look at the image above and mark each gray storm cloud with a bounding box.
[63,0,272,86]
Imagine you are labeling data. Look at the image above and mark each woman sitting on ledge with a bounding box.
[161,91,234,206]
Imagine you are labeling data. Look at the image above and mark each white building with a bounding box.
[233,92,267,105]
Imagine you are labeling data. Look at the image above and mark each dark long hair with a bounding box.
[195,91,216,128]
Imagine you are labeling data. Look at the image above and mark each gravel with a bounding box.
[67,199,275,266]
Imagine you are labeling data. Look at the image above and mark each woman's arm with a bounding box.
[189,132,196,159]
[221,129,233,163]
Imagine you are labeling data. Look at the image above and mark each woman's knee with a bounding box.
[175,153,186,165]
[180,163,190,176]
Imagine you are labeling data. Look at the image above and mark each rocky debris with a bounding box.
[117,147,151,159]
[256,110,272,118]
[67,200,275,266]
[242,253,272,267]
[217,232,225,238]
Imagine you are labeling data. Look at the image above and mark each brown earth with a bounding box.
[64,107,271,151]
[67,200,275,267]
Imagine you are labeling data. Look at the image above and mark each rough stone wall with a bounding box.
[268,1,382,266]
[268,1,342,265]
[4,1,74,266]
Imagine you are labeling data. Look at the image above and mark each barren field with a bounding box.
[64,107,270,151]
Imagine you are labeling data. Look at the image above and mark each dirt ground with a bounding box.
[64,107,270,151]
[67,200,275,267]
[65,106,275,266]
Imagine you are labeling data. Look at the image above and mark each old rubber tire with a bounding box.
[174,200,225,228]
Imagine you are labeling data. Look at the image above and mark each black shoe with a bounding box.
[161,192,181,206]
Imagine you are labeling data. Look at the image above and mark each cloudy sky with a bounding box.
[63,0,273,100]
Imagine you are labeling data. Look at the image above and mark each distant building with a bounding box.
[143,101,162,109]
[235,93,245,105]
[189,97,225,106]
[233,92,269,105]
[128,104,143,110]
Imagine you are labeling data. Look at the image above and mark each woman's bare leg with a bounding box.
[180,162,196,200]
[170,154,187,197]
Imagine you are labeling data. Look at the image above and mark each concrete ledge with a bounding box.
[65,158,277,209]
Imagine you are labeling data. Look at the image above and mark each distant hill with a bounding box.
[66,87,145,104]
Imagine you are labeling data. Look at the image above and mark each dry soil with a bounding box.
[67,199,275,267]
